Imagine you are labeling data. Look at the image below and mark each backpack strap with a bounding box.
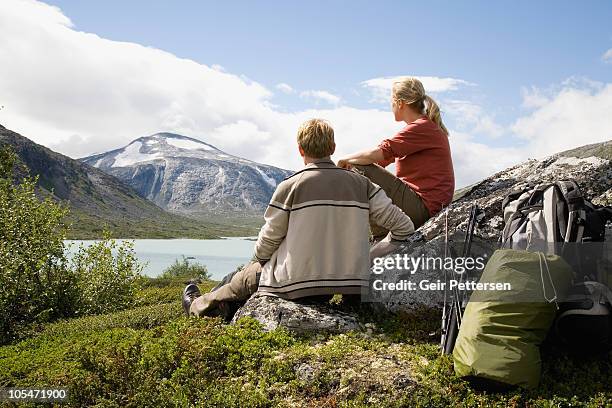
[554,180,584,217]
[554,181,587,243]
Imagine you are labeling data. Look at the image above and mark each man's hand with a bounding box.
[369,239,403,263]
[337,158,352,169]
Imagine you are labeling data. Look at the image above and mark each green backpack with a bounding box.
[452,249,574,389]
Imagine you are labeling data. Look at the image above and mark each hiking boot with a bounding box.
[182,283,201,316]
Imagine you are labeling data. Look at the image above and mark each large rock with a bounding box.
[231,294,362,334]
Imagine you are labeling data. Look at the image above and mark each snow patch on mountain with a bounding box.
[255,166,277,187]
[215,166,227,185]
[166,137,213,151]
[113,142,163,167]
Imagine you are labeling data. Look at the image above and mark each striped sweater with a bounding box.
[254,158,414,299]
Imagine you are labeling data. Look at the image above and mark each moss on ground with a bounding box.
[1,277,610,407]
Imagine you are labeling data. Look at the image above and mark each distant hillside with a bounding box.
[0,125,259,239]
[557,140,612,161]
[80,132,293,220]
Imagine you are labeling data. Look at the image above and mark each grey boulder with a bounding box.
[231,294,361,334]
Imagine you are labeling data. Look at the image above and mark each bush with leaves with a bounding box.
[0,146,77,344]
[160,256,210,281]
[0,145,145,344]
[70,235,144,316]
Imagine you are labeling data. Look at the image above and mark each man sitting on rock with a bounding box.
[182,118,415,319]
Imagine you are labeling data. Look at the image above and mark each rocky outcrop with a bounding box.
[80,133,292,219]
[231,295,363,334]
[422,142,612,243]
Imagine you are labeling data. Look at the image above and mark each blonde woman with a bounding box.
[338,77,455,240]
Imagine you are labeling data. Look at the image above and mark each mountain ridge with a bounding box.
[0,124,258,239]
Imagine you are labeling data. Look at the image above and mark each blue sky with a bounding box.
[0,0,611,186]
[44,0,612,115]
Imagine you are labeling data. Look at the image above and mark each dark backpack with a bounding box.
[501,180,610,251]
[501,180,612,353]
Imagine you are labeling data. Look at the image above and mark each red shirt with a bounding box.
[377,117,455,216]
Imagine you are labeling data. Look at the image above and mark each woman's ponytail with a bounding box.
[423,94,449,135]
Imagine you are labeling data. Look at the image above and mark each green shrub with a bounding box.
[0,146,76,344]
[0,314,297,407]
[160,256,210,281]
[70,235,144,316]
[0,295,610,407]
[0,146,145,344]
[42,303,183,338]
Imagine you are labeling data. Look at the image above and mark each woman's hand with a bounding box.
[337,148,385,169]
[337,158,352,169]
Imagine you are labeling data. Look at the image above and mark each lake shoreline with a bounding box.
[64,237,256,280]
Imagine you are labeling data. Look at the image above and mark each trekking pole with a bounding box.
[453,206,475,327]
[442,204,483,354]
[450,206,474,342]
[457,205,484,315]
[440,205,450,352]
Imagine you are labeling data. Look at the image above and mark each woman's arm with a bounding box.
[337,148,385,169]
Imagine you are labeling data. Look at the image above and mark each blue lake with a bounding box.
[63,237,256,281]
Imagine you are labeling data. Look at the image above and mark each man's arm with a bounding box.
[367,185,415,260]
[254,187,290,265]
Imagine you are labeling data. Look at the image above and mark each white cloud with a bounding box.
[0,0,390,173]
[449,132,525,186]
[210,107,398,172]
[275,83,294,94]
[299,90,342,106]
[444,100,504,138]
[208,119,275,160]
[361,76,474,104]
[512,82,612,158]
[602,48,612,63]
[446,80,612,182]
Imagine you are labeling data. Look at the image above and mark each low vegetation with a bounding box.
[1,276,610,407]
[0,146,149,344]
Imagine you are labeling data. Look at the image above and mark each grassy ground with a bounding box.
[1,277,610,407]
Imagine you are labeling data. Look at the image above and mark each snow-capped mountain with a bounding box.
[80,132,293,218]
